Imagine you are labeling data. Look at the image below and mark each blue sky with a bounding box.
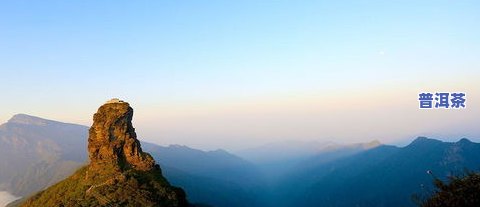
[0,1,479,150]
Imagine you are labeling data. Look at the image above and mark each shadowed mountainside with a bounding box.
[276,137,480,207]
[0,114,87,197]
[0,114,264,207]
[1,113,479,207]
[17,100,188,207]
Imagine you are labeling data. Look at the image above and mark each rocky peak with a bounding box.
[88,99,155,172]
[20,99,189,207]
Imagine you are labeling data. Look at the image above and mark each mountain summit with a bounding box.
[19,100,189,207]
[7,114,58,126]
[88,100,155,173]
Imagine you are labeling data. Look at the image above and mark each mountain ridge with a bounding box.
[0,113,266,207]
[0,113,478,207]
[7,114,79,127]
[17,100,189,207]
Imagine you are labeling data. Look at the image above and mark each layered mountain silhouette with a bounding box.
[276,137,480,207]
[0,108,479,207]
[0,114,87,197]
[142,143,267,207]
[0,113,264,207]
[16,100,188,207]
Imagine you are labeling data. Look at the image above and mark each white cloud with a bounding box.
[0,191,21,207]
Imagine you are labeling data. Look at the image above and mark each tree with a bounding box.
[417,171,480,207]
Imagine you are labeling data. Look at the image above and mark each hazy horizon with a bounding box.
[1,1,479,151]
[0,111,478,152]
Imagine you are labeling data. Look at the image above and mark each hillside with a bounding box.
[16,100,188,207]
[1,112,479,206]
[279,137,480,207]
[143,143,267,207]
[0,114,263,207]
[0,114,87,197]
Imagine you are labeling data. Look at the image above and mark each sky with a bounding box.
[0,1,479,151]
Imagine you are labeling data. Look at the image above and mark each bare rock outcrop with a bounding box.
[88,100,155,172]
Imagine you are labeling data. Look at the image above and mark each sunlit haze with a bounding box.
[1,1,479,150]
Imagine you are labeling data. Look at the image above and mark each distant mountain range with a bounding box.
[15,100,188,206]
[273,137,480,207]
[142,143,267,207]
[0,114,266,207]
[1,114,479,207]
[0,114,87,197]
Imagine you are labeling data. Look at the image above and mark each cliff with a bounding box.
[18,100,189,207]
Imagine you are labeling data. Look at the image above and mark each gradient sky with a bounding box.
[0,1,479,150]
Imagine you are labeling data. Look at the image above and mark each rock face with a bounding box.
[19,100,189,207]
[88,101,155,172]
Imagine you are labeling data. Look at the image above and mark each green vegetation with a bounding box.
[19,166,188,207]
[416,171,480,207]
